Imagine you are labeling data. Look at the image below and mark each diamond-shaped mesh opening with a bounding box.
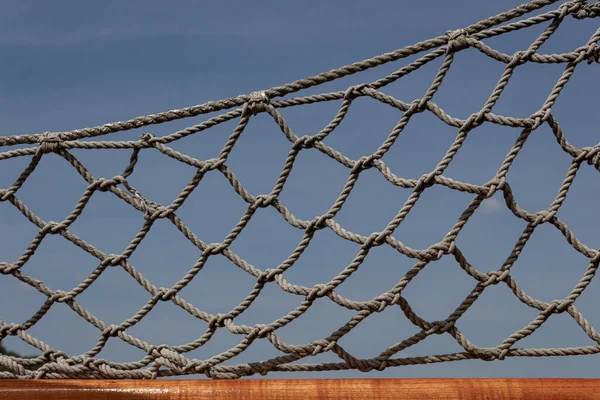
[168,116,243,161]
[320,96,403,160]
[336,306,422,359]
[458,285,540,347]
[125,217,202,288]
[516,312,598,348]
[534,13,600,54]
[218,336,286,368]
[443,124,522,186]
[276,98,347,138]
[454,191,528,270]
[185,326,247,363]
[270,297,356,344]
[75,266,152,325]
[0,275,47,324]
[569,265,600,329]
[67,191,145,255]
[552,62,600,149]
[479,19,550,55]
[94,337,150,363]
[232,282,305,327]
[68,148,135,180]
[0,202,40,262]
[391,184,473,249]
[397,328,470,360]
[176,172,250,244]
[281,228,362,288]
[24,302,101,356]
[379,54,447,104]
[509,222,591,301]
[380,111,458,177]
[1,0,600,380]
[227,206,306,271]
[20,234,100,292]
[505,122,575,211]
[333,168,412,236]
[334,244,414,302]
[176,254,258,316]
[125,301,209,347]
[491,63,568,119]
[126,147,199,206]
[401,256,476,321]
[429,47,506,120]
[15,154,90,222]
[277,148,349,220]
[224,112,294,196]
[0,155,33,189]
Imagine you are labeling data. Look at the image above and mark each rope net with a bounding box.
[1,0,600,380]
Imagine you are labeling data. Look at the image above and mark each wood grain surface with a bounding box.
[1,378,599,399]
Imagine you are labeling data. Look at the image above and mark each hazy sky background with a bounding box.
[1,0,600,379]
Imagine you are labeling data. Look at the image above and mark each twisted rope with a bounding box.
[1,0,599,380]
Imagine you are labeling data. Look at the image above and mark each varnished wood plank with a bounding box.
[1,378,599,400]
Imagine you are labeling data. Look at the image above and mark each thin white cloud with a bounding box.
[481,196,502,214]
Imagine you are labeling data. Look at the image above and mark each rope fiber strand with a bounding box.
[1,0,600,380]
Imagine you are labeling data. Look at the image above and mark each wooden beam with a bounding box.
[0,378,598,400]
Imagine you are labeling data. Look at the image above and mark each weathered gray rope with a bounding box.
[1,0,600,380]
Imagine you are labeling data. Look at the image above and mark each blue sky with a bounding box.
[1,0,600,379]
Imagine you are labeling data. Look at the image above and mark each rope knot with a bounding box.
[204,242,225,255]
[548,299,567,313]
[368,232,388,247]
[0,262,16,275]
[82,358,101,371]
[247,91,270,115]
[430,320,452,334]
[295,135,317,149]
[102,325,122,337]
[43,349,68,363]
[573,1,600,19]
[344,84,370,100]
[586,144,600,171]
[140,133,156,144]
[158,287,177,301]
[41,221,62,235]
[485,270,508,286]
[415,172,437,191]
[507,50,530,69]
[248,324,272,339]
[485,177,506,198]
[37,132,63,154]
[147,344,170,358]
[472,347,498,361]
[306,284,328,301]
[310,215,330,231]
[353,155,376,172]
[49,290,70,303]
[257,324,274,338]
[585,43,600,64]
[208,313,233,329]
[427,241,454,261]
[0,189,9,202]
[254,194,276,208]
[0,322,23,337]
[446,29,470,52]
[258,268,278,284]
[95,178,116,192]
[104,254,124,267]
